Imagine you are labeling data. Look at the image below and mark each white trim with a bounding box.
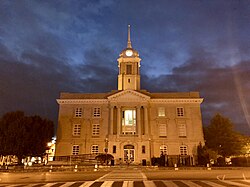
[151,98,203,104]
[57,99,108,104]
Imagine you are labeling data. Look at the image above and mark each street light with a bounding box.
[105,138,109,165]
[149,138,152,165]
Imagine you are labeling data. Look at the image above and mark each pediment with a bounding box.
[107,90,150,101]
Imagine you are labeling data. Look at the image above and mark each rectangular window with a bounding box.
[113,145,116,154]
[72,145,80,155]
[75,107,82,117]
[160,145,167,155]
[180,145,188,155]
[92,124,100,136]
[178,123,187,137]
[91,145,99,154]
[142,145,146,154]
[72,124,81,136]
[158,107,165,117]
[122,109,136,134]
[93,107,101,117]
[177,107,184,117]
[126,64,132,74]
[159,124,167,137]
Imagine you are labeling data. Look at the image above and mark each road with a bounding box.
[1,167,250,186]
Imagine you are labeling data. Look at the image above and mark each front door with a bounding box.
[124,144,135,163]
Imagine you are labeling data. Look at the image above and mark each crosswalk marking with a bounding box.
[143,180,156,187]
[1,180,250,187]
[79,181,95,187]
[180,180,201,187]
[100,181,114,187]
[122,181,133,187]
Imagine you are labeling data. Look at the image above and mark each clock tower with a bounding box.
[117,25,141,90]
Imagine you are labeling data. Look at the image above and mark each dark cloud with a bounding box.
[0,0,250,135]
[142,51,250,134]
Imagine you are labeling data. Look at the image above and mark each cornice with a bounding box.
[57,97,203,104]
[57,99,108,105]
[150,98,203,104]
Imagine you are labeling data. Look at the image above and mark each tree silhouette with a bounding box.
[0,111,54,164]
[204,113,244,157]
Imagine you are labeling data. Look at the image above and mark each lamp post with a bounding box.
[105,138,109,165]
[149,138,152,165]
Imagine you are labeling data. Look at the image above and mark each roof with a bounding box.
[59,90,200,99]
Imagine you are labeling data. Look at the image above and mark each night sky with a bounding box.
[0,0,249,134]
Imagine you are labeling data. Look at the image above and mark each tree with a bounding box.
[0,111,54,164]
[204,113,244,158]
[197,143,217,166]
[197,143,209,166]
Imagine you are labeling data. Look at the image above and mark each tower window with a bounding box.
[126,64,132,74]
[128,79,130,83]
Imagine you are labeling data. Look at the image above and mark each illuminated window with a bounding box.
[91,145,99,154]
[122,109,136,134]
[93,107,101,117]
[75,108,82,117]
[177,107,184,117]
[159,124,167,137]
[72,145,80,155]
[160,145,167,155]
[72,124,81,136]
[180,145,188,155]
[126,64,132,74]
[158,107,165,117]
[92,124,100,136]
[178,123,186,137]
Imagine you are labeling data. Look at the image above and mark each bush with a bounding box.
[95,154,114,165]
[231,157,249,167]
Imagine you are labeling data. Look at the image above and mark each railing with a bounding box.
[54,154,101,165]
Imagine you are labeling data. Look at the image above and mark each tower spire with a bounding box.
[127,25,132,48]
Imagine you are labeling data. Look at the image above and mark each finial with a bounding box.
[127,25,132,48]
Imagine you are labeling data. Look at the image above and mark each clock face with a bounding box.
[125,50,133,56]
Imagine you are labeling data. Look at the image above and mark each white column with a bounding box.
[144,106,149,135]
[117,106,121,135]
[110,106,114,135]
[136,106,141,137]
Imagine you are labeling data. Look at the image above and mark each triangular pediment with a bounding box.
[107,90,150,101]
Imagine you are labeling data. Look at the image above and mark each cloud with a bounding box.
[141,49,250,134]
[0,0,249,135]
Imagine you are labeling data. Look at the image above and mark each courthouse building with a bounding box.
[55,26,204,166]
